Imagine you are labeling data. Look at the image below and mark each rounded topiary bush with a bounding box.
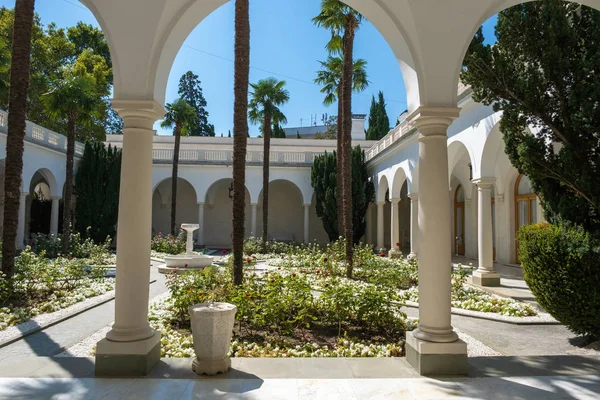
[519,223,600,337]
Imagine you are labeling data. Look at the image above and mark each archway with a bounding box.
[514,174,538,262]
[257,179,304,243]
[152,177,198,237]
[26,169,60,242]
[453,184,465,256]
[204,178,251,249]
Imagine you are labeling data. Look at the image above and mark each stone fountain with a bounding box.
[160,224,214,273]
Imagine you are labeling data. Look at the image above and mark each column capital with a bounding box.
[50,196,61,201]
[408,192,419,200]
[411,107,461,136]
[472,177,495,189]
[376,201,385,207]
[197,202,204,206]
[496,194,505,203]
[303,203,311,208]
[390,197,400,204]
[251,203,259,207]
[111,99,166,130]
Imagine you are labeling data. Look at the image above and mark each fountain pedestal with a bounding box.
[159,224,214,273]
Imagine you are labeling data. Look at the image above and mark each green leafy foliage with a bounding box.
[0,8,117,141]
[311,146,375,242]
[34,229,113,262]
[178,71,215,137]
[461,1,600,231]
[75,142,121,243]
[366,91,390,140]
[519,223,600,336]
[151,232,186,255]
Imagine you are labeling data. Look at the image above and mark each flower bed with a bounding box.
[0,243,116,331]
[153,260,413,358]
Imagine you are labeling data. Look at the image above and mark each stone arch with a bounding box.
[453,0,600,112]
[151,177,198,235]
[82,0,422,111]
[203,178,252,247]
[376,174,390,203]
[257,179,305,242]
[25,168,59,198]
[447,140,474,193]
[390,165,409,199]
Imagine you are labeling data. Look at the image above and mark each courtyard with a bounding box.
[0,0,599,398]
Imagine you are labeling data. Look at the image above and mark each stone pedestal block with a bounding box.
[189,302,237,376]
[471,270,501,287]
[405,331,468,376]
[95,331,161,376]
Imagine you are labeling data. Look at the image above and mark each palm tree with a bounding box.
[314,55,368,234]
[314,0,362,277]
[1,0,36,279]
[160,98,196,235]
[248,78,289,251]
[232,0,250,285]
[44,71,102,253]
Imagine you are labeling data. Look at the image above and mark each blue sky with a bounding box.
[1,0,497,137]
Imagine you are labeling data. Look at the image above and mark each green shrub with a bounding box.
[34,229,112,263]
[519,223,600,337]
[151,232,186,255]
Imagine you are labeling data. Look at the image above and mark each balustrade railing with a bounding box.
[0,109,85,157]
[151,148,316,165]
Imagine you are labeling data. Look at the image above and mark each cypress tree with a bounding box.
[311,146,374,243]
[75,142,122,242]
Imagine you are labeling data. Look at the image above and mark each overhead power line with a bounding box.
[182,44,407,105]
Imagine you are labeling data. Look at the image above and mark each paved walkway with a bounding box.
[0,356,598,399]
[452,256,537,303]
[0,261,167,363]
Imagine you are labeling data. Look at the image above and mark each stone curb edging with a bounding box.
[0,279,157,349]
[401,301,559,325]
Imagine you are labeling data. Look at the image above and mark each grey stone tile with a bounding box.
[240,378,298,400]
[349,378,413,399]
[297,378,356,399]
[296,358,353,379]
[181,379,248,399]
[233,359,301,379]
[345,358,416,378]
[116,378,192,400]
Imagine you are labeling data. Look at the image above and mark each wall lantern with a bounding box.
[228,182,234,200]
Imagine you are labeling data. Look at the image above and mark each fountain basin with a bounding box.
[163,254,214,268]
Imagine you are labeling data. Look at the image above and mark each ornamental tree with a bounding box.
[461,0,600,232]
[311,146,374,243]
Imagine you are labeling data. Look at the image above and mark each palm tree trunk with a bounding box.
[262,113,272,252]
[232,0,250,285]
[1,0,35,278]
[341,24,355,278]
[62,112,76,254]
[336,83,344,237]
[170,123,182,236]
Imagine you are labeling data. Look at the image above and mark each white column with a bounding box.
[251,204,258,238]
[409,193,419,258]
[197,203,204,246]
[376,202,384,250]
[303,204,310,243]
[50,196,60,237]
[406,107,466,376]
[390,197,400,250]
[16,192,27,249]
[472,178,500,286]
[96,100,164,376]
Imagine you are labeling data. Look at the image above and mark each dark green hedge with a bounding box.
[519,223,600,337]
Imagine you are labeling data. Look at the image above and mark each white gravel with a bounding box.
[0,290,115,347]
[55,292,171,357]
[455,327,503,357]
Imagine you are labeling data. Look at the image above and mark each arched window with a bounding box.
[454,184,465,256]
[514,174,537,262]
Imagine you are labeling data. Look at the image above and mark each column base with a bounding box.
[470,270,501,287]
[95,331,161,376]
[405,331,468,376]
[388,248,403,259]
